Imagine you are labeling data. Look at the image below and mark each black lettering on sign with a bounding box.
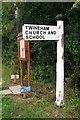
[26,30,47,35]
[26,36,28,39]
[32,31,39,35]
[29,26,33,30]
[26,26,49,30]
[40,31,42,35]
[43,31,46,34]
[39,35,45,39]
[25,26,28,29]
[26,35,45,39]
[40,31,46,35]
[25,31,28,34]
[48,31,56,35]
[29,31,32,34]
[53,31,56,35]
[29,35,33,39]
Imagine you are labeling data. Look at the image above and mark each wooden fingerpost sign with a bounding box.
[17,32,31,86]
[22,14,65,107]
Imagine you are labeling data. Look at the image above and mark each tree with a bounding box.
[3,2,80,87]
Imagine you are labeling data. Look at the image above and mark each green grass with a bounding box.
[2,82,80,118]
[2,65,80,118]
[0,63,2,120]
[0,95,2,120]
[2,65,13,89]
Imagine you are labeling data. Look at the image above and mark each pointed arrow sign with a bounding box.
[22,24,59,40]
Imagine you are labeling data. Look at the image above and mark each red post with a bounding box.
[17,32,31,86]
[20,60,23,86]
[27,41,31,86]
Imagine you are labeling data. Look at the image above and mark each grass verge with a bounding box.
[2,82,80,118]
[2,65,80,118]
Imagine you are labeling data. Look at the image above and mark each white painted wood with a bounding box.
[11,75,19,79]
[9,85,21,94]
[16,75,19,79]
[11,75,14,79]
[22,24,59,40]
[0,89,12,95]
[55,20,64,106]
[20,40,25,58]
[22,18,64,107]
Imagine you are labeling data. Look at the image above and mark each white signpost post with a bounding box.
[22,14,64,107]
[55,14,64,107]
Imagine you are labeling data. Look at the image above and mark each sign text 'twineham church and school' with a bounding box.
[22,24,59,40]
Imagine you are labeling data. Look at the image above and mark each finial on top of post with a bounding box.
[55,14,65,21]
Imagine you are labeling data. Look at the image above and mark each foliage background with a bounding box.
[1,1,80,119]
[2,2,80,89]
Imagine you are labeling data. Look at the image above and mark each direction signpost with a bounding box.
[21,14,64,107]
[22,24,59,40]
